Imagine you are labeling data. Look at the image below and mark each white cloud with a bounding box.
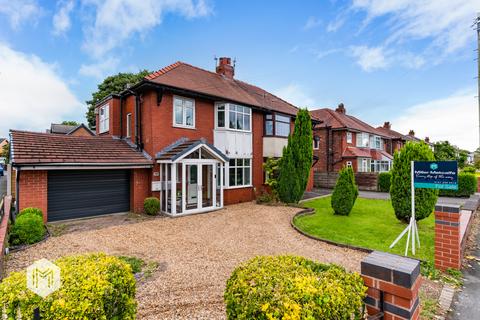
[390,88,478,151]
[326,15,345,32]
[303,16,321,30]
[274,84,316,108]
[315,48,341,60]
[0,0,42,29]
[53,0,75,36]
[79,57,120,78]
[0,43,83,137]
[352,0,480,55]
[350,45,388,71]
[82,0,213,59]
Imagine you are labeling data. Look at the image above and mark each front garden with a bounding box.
[294,196,435,262]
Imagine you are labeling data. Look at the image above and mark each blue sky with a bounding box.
[0,0,479,150]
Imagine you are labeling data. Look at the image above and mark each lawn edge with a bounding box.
[291,208,373,254]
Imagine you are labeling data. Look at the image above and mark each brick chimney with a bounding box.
[383,122,391,129]
[408,130,415,137]
[425,137,430,143]
[216,57,234,79]
[335,103,346,114]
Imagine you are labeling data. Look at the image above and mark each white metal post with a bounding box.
[411,161,415,255]
[171,163,176,215]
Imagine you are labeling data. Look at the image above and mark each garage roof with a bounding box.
[10,130,152,167]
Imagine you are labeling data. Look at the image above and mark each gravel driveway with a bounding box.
[6,203,366,320]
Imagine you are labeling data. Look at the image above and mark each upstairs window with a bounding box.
[265,113,291,137]
[216,103,251,132]
[173,96,195,128]
[356,132,369,148]
[313,136,320,149]
[99,104,109,133]
[126,113,132,138]
[346,132,352,144]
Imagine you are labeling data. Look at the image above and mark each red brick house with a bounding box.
[375,122,407,154]
[311,104,393,175]
[10,58,317,221]
[47,123,95,137]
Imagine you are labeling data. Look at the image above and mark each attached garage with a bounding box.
[47,170,130,221]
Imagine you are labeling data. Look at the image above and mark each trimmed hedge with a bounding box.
[378,172,392,192]
[439,173,477,197]
[9,211,45,245]
[17,207,43,219]
[224,255,366,320]
[331,167,358,216]
[0,253,136,319]
[462,165,476,174]
[144,197,160,215]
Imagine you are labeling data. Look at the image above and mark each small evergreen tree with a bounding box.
[390,142,438,222]
[331,167,357,215]
[277,109,313,203]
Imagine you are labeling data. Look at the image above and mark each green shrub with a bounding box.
[118,256,145,273]
[378,172,392,192]
[17,207,43,219]
[439,173,477,197]
[224,255,366,320]
[144,197,160,215]
[9,212,45,245]
[0,253,136,319]
[331,166,358,216]
[391,142,438,222]
[462,165,476,174]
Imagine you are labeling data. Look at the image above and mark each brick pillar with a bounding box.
[434,204,461,270]
[130,168,150,214]
[361,251,421,320]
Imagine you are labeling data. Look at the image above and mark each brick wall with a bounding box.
[130,168,151,214]
[434,204,462,270]
[69,127,94,137]
[224,187,254,205]
[362,251,421,320]
[18,170,48,222]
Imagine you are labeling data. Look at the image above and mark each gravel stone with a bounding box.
[6,203,366,319]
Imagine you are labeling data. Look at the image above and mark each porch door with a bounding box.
[185,163,215,213]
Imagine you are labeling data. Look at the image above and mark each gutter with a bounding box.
[11,163,153,170]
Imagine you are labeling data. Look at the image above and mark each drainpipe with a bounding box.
[14,168,20,219]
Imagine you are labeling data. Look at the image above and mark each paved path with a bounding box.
[6,203,366,320]
[448,232,480,319]
[0,175,6,198]
[358,190,468,206]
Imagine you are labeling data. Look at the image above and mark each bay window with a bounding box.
[216,103,251,132]
[358,158,371,172]
[99,104,109,133]
[265,113,291,137]
[228,158,251,187]
[371,160,391,172]
[173,96,195,128]
[356,132,369,147]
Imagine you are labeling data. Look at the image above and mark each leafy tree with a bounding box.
[390,142,438,222]
[277,109,313,203]
[1,143,9,164]
[263,157,281,199]
[433,141,456,161]
[61,120,79,126]
[86,70,151,128]
[331,166,358,215]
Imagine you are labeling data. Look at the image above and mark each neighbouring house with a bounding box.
[310,104,394,190]
[0,138,7,165]
[375,122,407,154]
[9,57,318,221]
[47,123,95,136]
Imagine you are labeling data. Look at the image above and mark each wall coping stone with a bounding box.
[435,204,461,214]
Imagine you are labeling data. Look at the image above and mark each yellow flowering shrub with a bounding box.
[224,255,366,320]
[0,253,136,319]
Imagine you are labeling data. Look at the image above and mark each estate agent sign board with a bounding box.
[413,161,458,190]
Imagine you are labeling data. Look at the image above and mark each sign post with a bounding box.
[390,161,458,256]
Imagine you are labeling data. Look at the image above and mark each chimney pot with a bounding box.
[425,137,430,143]
[216,57,234,79]
[383,122,391,129]
[335,103,346,114]
[408,130,415,136]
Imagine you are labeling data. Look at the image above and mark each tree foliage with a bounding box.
[277,109,313,203]
[433,140,468,168]
[61,120,79,126]
[263,157,281,199]
[1,143,9,164]
[391,142,438,222]
[331,167,358,215]
[85,70,151,128]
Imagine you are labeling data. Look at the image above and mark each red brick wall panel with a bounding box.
[18,170,48,222]
[130,169,151,214]
[224,187,254,204]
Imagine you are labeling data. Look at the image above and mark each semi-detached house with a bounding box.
[10,58,318,222]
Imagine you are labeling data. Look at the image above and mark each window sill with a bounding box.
[215,127,252,134]
[225,185,253,190]
[263,135,288,139]
[173,124,196,130]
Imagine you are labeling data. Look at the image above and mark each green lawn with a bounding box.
[294,197,435,262]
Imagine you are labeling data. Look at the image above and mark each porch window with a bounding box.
[173,96,195,128]
[358,158,371,172]
[228,158,251,187]
[99,104,109,133]
[265,113,290,137]
[371,160,391,172]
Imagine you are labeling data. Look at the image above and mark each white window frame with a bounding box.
[215,103,252,133]
[374,136,382,150]
[346,161,353,168]
[346,132,352,144]
[173,95,195,129]
[371,160,392,173]
[99,104,109,133]
[356,132,369,148]
[313,136,319,150]
[126,113,132,138]
[358,158,371,172]
[226,158,252,188]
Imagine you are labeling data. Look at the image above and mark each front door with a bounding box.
[185,163,216,213]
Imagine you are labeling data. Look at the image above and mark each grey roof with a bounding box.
[156,138,229,162]
[50,124,77,134]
